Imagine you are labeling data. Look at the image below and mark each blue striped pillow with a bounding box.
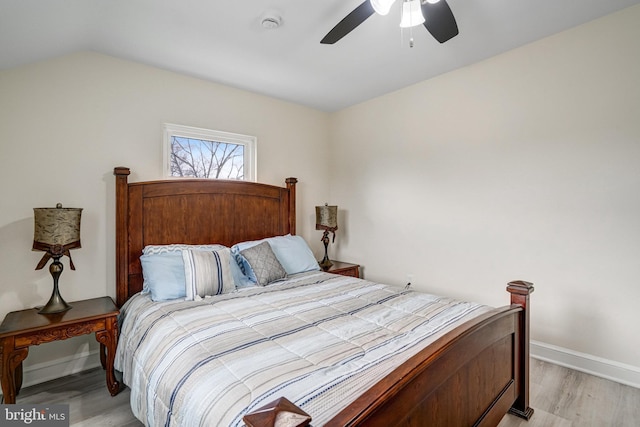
[182,248,235,300]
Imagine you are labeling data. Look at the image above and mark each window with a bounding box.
[163,123,256,181]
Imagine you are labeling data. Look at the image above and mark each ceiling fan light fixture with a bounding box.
[426,0,441,4]
[399,0,425,28]
[371,0,396,16]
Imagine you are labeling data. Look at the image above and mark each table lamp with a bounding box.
[315,203,338,270]
[33,203,82,314]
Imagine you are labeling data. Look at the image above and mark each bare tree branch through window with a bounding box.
[170,137,244,180]
[163,124,255,181]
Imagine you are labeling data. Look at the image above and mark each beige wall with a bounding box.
[0,52,330,371]
[329,6,640,369]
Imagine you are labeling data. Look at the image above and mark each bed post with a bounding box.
[285,177,297,235]
[114,167,130,307]
[507,280,535,420]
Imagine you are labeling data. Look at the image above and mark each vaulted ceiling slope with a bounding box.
[2,0,639,111]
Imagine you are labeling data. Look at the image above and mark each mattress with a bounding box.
[115,271,491,426]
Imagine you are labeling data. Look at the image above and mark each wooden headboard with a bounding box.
[114,167,298,307]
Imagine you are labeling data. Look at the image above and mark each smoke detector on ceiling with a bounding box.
[261,15,282,29]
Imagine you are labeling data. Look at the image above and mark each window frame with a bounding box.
[163,123,257,181]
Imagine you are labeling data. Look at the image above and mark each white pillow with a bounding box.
[142,243,227,255]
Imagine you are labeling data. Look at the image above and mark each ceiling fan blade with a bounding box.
[321,1,375,44]
[422,0,459,43]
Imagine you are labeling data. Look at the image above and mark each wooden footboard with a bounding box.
[326,280,534,426]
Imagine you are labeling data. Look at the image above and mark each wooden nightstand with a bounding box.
[323,261,360,278]
[0,296,120,404]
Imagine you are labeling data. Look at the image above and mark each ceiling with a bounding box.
[2,0,639,112]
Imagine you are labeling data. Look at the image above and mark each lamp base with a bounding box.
[38,257,72,315]
[319,230,333,271]
[319,256,333,271]
[38,294,72,314]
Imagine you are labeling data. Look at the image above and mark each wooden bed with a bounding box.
[114,166,534,426]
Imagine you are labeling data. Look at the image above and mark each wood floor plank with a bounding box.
[498,358,640,427]
[13,368,141,426]
[9,359,640,426]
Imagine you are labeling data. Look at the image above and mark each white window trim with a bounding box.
[163,123,257,181]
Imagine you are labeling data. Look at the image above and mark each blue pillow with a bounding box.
[231,241,261,283]
[229,258,255,288]
[140,253,186,301]
[267,235,320,274]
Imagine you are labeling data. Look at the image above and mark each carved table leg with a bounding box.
[1,337,29,404]
[95,316,120,396]
[99,343,106,369]
[15,361,23,395]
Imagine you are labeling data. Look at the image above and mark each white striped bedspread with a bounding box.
[115,271,492,427]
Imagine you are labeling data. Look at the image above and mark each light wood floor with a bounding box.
[10,358,640,426]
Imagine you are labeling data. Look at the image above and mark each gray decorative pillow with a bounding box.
[240,241,287,286]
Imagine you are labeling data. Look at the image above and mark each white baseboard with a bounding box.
[531,340,640,389]
[0,349,102,400]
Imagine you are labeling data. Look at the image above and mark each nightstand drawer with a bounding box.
[324,261,360,278]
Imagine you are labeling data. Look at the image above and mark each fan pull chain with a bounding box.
[410,16,416,48]
[400,26,415,48]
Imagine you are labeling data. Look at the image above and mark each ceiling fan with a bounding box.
[321,0,458,45]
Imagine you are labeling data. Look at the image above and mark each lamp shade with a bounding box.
[33,204,82,252]
[33,203,82,272]
[315,204,338,230]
